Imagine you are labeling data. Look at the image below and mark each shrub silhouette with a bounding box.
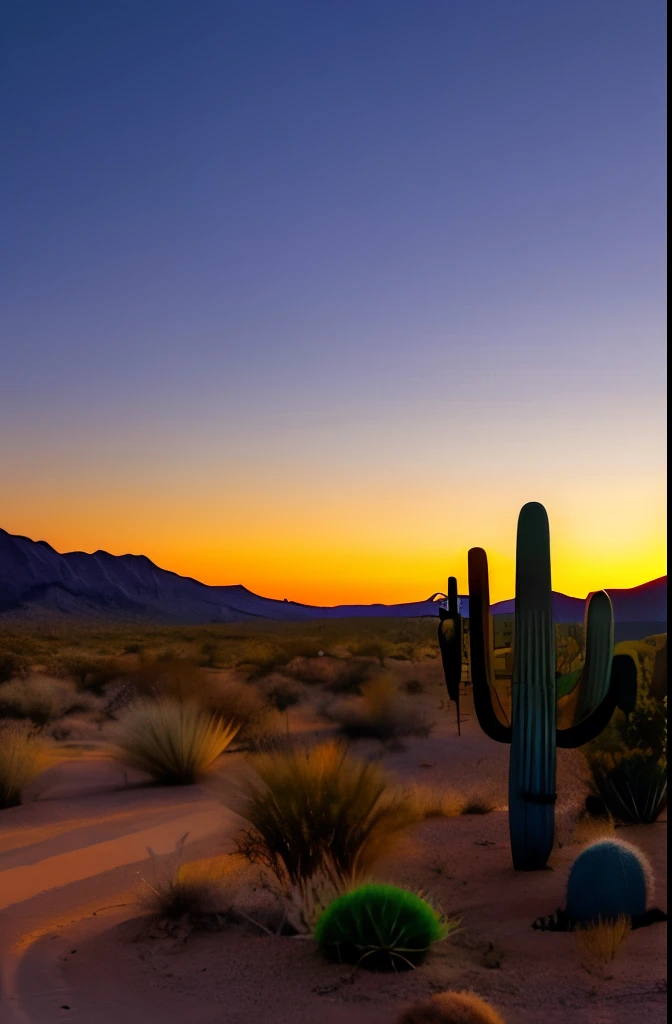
[113,699,239,784]
[314,884,456,970]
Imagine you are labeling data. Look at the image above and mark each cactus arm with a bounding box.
[556,653,638,748]
[467,547,512,744]
[438,577,463,733]
[572,591,614,722]
[508,501,557,871]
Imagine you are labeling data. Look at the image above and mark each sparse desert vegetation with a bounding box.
[0,612,666,1023]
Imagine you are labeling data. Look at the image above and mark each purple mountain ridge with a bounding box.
[0,529,666,639]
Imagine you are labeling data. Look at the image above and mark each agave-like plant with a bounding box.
[113,698,239,785]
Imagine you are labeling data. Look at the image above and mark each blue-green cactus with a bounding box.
[566,839,651,926]
[464,502,638,871]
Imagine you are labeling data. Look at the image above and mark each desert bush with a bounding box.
[0,652,29,683]
[314,884,457,970]
[331,675,432,742]
[0,722,48,808]
[589,748,667,824]
[262,678,302,713]
[0,675,99,727]
[227,740,416,916]
[574,915,631,974]
[129,657,203,701]
[397,990,505,1024]
[566,839,653,926]
[348,640,390,665]
[137,834,238,936]
[325,658,376,695]
[123,642,143,655]
[406,784,497,820]
[113,699,239,784]
[404,678,425,695]
[57,655,124,694]
[584,658,667,824]
[205,676,270,743]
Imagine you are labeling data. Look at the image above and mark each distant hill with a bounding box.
[0,528,666,636]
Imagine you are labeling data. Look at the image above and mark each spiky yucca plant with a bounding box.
[315,884,457,970]
[397,990,506,1024]
[113,698,239,784]
[0,722,48,808]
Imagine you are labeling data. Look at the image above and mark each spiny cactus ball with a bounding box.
[397,990,505,1024]
[314,883,453,970]
[566,838,654,926]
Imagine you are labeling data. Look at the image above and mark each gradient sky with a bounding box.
[1,0,666,605]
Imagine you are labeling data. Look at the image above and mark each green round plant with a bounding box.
[314,884,457,970]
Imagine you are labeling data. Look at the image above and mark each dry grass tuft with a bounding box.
[330,675,432,742]
[224,739,416,926]
[575,915,631,974]
[397,989,505,1024]
[406,783,498,820]
[113,698,239,784]
[0,721,49,808]
[0,675,100,727]
[137,835,241,935]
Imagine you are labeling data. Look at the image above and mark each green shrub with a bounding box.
[314,884,457,970]
[113,699,239,785]
[0,722,48,808]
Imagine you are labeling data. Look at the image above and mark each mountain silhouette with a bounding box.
[0,529,666,637]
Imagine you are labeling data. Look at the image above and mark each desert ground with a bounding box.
[0,621,666,1024]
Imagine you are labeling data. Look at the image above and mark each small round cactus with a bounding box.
[314,884,454,970]
[397,990,505,1024]
[566,838,654,926]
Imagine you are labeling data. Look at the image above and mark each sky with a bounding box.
[0,0,667,605]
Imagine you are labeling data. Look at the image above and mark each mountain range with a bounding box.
[0,528,666,640]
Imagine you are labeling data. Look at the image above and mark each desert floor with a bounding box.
[0,667,667,1024]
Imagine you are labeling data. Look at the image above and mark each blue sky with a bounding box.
[1,0,666,602]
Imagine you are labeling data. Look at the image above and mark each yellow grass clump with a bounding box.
[226,740,416,910]
[0,722,49,809]
[113,698,239,785]
[575,915,632,974]
[406,783,498,820]
[397,989,505,1024]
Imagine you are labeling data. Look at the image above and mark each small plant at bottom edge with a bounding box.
[313,883,459,971]
[397,989,506,1024]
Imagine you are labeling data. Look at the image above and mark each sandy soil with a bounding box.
[0,690,666,1024]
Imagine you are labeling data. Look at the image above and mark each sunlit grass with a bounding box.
[575,915,631,974]
[0,722,49,808]
[224,739,416,925]
[113,698,239,784]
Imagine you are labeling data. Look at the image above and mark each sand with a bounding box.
[0,691,666,1024]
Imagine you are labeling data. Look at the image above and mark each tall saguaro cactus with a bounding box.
[462,501,637,871]
[438,577,463,733]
